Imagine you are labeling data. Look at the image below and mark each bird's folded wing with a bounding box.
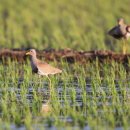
[108,26,118,35]
[37,63,62,75]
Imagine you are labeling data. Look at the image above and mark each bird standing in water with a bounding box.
[26,49,62,86]
[108,18,130,54]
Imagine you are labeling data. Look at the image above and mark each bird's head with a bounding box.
[118,18,124,25]
[26,49,37,57]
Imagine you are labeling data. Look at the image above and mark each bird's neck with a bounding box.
[30,55,37,65]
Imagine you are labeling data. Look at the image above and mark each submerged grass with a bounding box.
[0,59,130,129]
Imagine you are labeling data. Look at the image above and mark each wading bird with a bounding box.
[26,49,62,86]
[108,18,130,54]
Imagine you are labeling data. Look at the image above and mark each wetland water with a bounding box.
[0,62,130,130]
[0,77,130,129]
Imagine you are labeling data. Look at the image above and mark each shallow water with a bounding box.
[0,78,129,106]
[0,75,130,129]
[1,123,125,130]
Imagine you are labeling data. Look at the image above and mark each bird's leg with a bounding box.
[46,75,52,101]
[46,75,51,88]
[122,39,127,54]
[125,39,128,54]
[38,75,42,85]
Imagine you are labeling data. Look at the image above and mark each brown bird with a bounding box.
[108,18,130,54]
[26,49,62,83]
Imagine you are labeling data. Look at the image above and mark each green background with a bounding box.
[0,0,130,52]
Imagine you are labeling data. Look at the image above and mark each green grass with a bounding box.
[1,0,130,129]
[0,59,130,129]
[0,0,130,52]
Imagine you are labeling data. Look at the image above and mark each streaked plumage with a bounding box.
[26,49,62,76]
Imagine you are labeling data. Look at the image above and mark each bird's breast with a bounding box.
[32,67,38,73]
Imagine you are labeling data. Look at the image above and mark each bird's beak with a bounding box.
[26,52,30,55]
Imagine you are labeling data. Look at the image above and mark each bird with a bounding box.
[108,18,130,54]
[26,49,62,85]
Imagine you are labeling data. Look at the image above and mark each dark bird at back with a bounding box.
[108,18,130,39]
[108,18,130,54]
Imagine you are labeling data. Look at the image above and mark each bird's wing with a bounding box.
[108,25,124,39]
[108,26,119,35]
[36,60,62,75]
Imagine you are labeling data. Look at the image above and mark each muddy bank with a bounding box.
[0,48,130,64]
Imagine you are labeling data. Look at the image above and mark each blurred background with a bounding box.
[0,0,130,52]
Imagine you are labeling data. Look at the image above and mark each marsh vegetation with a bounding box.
[0,0,130,129]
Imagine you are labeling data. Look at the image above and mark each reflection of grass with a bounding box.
[0,0,130,52]
[0,59,130,129]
